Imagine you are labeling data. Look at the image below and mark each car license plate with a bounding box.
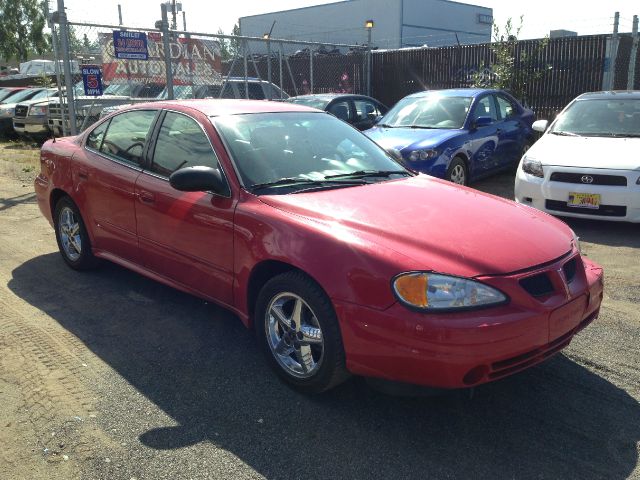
[567,193,600,209]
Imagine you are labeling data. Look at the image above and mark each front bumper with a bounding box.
[13,117,49,135]
[335,254,603,389]
[515,165,640,222]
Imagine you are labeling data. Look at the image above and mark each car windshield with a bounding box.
[30,89,58,101]
[551,98,640,137]
[214,112,410,193]
[287,97,331,110]
[157,85,195,99]
[0,89,23,102]
[1,88,40,104]
[380,94,472,129]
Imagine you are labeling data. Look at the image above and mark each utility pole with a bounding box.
[117,4,123,25]
[628,15,639,90]
[182,11,187,31]
[56,0,78,135]
[609,12,620,90]
[160,3,174,99]
[171,0,177,30]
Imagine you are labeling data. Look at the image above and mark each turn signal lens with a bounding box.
[393,273,429,308]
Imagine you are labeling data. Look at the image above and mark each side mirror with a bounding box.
[169,166,229,196]
[532,119,549,133]
[473,116,493,129]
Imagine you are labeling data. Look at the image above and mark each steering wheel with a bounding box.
[123,142,145,154]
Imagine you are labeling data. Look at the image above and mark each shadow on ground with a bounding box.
[0,191,37,212]
[8,253,639,479]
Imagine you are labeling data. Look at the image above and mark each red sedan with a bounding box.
[34,100,604,393]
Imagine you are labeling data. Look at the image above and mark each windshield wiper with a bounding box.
[550,131,579,136]
[408,125,438,129]
[250,177,366,191]
[324,169,411,179]
[378,123,395,128]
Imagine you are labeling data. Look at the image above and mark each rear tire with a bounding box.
[446,157,468,185]
[53,196,99,270]
[255,271,349,393]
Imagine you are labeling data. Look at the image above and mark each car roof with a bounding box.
[288,93,375,101]
[406,88,504,99]
[575,90,640,100]
[123,99,321,116]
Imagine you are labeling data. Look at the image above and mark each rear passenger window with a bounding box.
[354,100,382,121]
[496,96,517,119]
[150,112,220,177]
[99,110,156,166]
[86,120,109,151]
[328,101,351,122]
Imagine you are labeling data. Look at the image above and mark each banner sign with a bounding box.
[100,33,222,86]
[112,30,149,60]
[81,65,103,96]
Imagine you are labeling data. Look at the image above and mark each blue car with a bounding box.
[364,89,535,185]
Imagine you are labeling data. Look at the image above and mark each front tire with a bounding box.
[255,271,349,393]
[446,157,468,185]
[53,196,98,270]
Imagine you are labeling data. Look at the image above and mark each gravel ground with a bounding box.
[0,156,638,479]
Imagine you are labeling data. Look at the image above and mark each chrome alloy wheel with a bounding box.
[265,292,324,378]
[58,206,82,261]
[450,164,466,184]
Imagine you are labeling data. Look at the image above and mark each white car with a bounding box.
[515,91,640,222]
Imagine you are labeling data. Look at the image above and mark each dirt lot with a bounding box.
[0,143,638,480]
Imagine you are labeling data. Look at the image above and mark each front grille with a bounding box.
[549,172,627,186]
[562,258,577,283]
[14,105,28,118]
[546,199,627,217]
[519,273,555,297]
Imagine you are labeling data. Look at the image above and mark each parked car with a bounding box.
[0,87,47,134]
[515,90,640,222]
[35,100,603,393]
[365,89,535,185]
[287,94,388,130]
[99,78,290,119]
[13,89,62,139]
[48,82,165,136]
[0,87,29,103]
[2,88,58,137]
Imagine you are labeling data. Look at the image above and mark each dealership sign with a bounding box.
[100,32,222,86]
[81,65,103,96]
[112,30,149,60]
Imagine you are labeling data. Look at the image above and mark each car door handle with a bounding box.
[138,191,155,204]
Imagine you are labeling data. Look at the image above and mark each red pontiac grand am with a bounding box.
[34,100,604,393]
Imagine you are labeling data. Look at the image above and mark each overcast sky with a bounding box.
[60,0,637,40]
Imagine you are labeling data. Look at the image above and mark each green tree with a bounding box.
[0,0,49,62]
[217,23,241,61]
[472,16,550,104]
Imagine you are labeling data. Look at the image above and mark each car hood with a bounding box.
[530,133,640,170]
[259,175,573,277]
[365,126,460,151]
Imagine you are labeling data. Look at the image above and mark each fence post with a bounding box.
[45,1,66,135]
[266,38,272,100]
[278,43,284,99]
[56,0,78,135]
[310,50,314,94]
[610,12,620,90]
[629,15,639,90]
[160,4,174,99]
[243,39,249,99]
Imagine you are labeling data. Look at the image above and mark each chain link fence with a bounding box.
[47,8,369,136]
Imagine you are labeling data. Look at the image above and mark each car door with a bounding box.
[468,94,501,175]
[351,98,386,131]
[75,109,158,263]
[134,110,235,304]
[495,94,526,166]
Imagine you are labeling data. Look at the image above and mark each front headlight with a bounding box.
[392,272,508,311]
[409,149,439,161]
[29,105,48,116]
[570,229,582,254]
[521,156,543,178]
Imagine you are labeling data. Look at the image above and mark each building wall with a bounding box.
[240,0,401,51]
[239,0,491,52]
[402,0,492,47]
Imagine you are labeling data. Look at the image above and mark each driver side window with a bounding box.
[472,96,498,122]
[99,110,157,166]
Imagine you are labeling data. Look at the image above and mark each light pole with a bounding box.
[365,20,374,96]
